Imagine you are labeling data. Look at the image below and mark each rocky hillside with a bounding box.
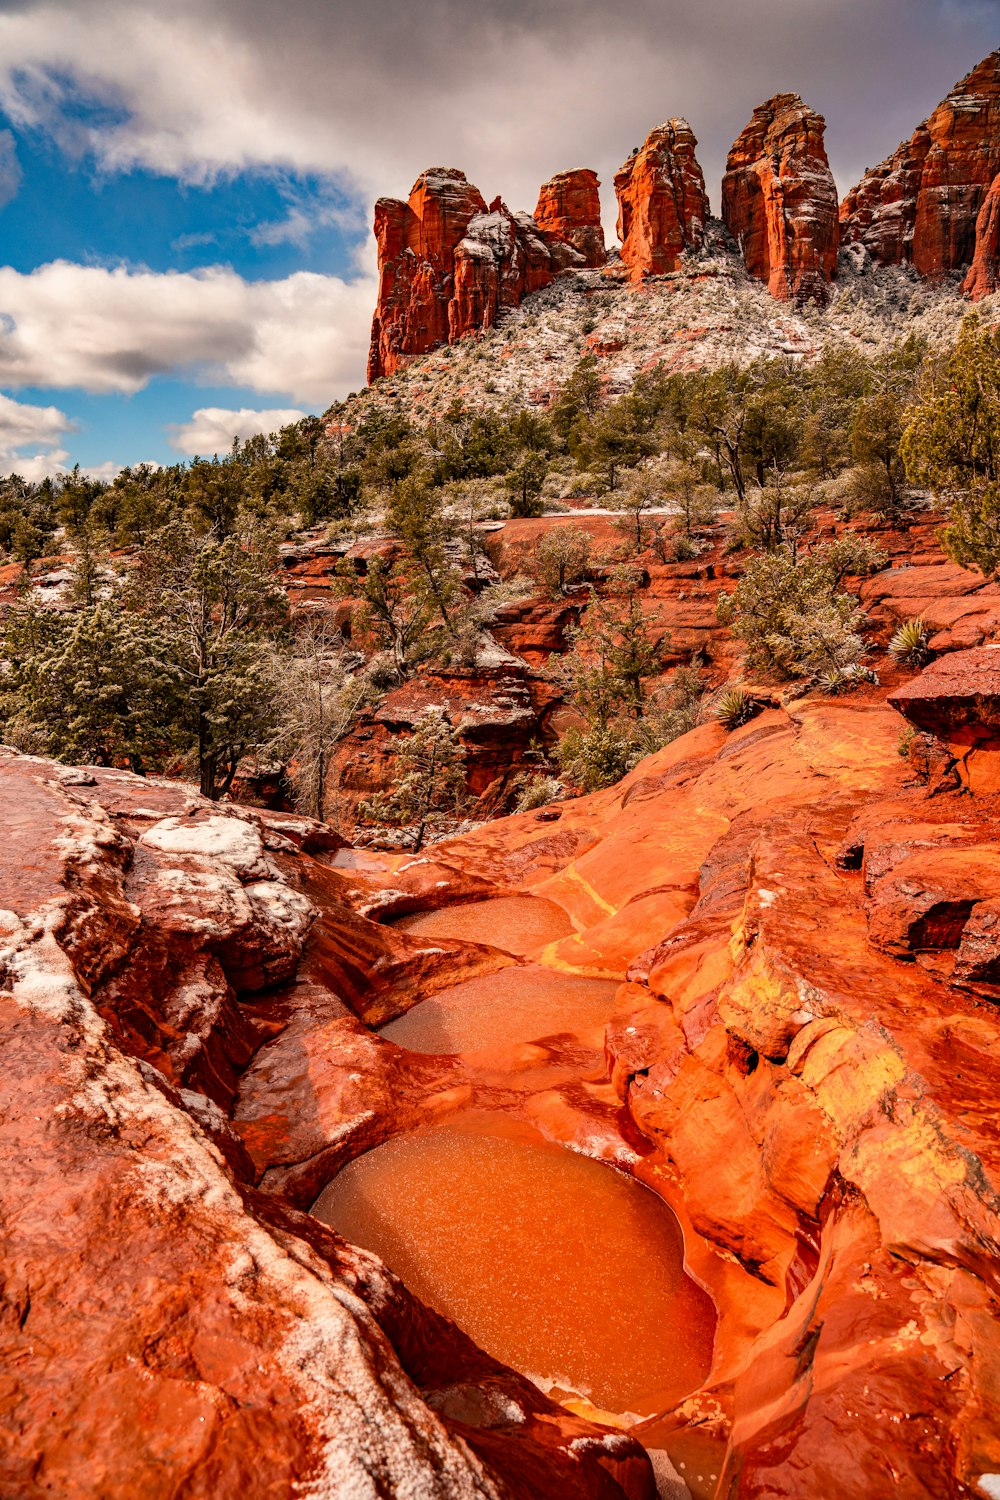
[357,49,1000,412]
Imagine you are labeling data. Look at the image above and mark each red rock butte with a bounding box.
[613,119,710,282]
[722,92,840,304]
[841,49,1000,294]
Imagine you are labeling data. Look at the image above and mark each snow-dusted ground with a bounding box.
[333,229,995,425]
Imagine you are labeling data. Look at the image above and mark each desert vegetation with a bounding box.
[0,311,996,844]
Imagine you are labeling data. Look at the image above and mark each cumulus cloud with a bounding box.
[0,261,376,406]
[168,405,307,456]
[0,390,74,479]
[0,0,994,226]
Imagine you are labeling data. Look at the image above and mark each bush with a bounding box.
[556,723,650,792]
[716,535,886,682]
[511,770,561,811]
[529,525,592,595]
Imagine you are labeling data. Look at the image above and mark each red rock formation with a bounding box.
[841,51,1000,286]
[368,168,486,382]
[963,171,1000,298]
[614,119,710,280]
[368,169,599,383]
[534,169,607,268]
[0,750,656,1500]
[450,198,556,343]
[722,93,840,303]
[385,693,1000,1496]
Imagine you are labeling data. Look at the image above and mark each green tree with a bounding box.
[359,707,467,851]
[128,519,287,798]
[528,525,592,595]
[336,550,435,673]
[553,565,667,727]
[505,451,549,517]
[901,315,1000,575]
[717,534,885,684]
[386,475,460,632]
[268,618,369,822]
[1,598,178,771]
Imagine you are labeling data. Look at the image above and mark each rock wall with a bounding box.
[841,50,1000,290]
[963,170,1000,299]
[534,168,607,268]
[613,120,711,280]
[722,93,840,304]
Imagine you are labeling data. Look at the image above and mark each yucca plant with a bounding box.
[715,685,758,732]
[888,617,930,667]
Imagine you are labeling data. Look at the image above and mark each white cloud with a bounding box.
[0,390,73,479]
[0,0,993,225]
[0,261,377,406]
[168,405,307,456]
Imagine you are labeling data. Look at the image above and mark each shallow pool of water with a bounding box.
[395,895,574,957]
[380,965,620,1053]
[312,1120,715,1416]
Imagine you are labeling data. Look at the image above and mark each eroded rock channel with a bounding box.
[5,656,1000,1500]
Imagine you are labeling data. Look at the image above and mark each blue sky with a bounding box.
[0,0,994,480]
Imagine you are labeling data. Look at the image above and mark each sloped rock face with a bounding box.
[722,94,839,303]
[534,168,607,268]
[0,751,655,1500]
[614,120,710,280]
[841,50,1000,288]
[383,694,1000,1497]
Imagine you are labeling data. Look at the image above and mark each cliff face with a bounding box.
[368,169,595,382]
[534,168,607,268]
[722,93,840,304]
[613,119,710,280]
[841,50,1000,289]
[964,171,1000,298]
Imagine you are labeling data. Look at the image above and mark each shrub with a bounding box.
[716,536,886,683]
[715,685,758,731]
[556,723,649,792]
[511,770,561,812]
[888,617,931,666]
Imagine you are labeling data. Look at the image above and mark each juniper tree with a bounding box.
[359,707,467,852]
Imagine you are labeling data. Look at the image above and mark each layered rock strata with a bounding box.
[365,685,1000,1497]
[722,93,840,303]
[840,50,1000,290]
[613,120,710,280]
[534,168,607,268]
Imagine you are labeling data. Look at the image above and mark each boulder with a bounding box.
[722,93,839,303]
[613,119,710,280]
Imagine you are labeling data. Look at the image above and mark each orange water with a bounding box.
[380,964,620,1053]
[396,895,574,956]
[312,1120,715,1416]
